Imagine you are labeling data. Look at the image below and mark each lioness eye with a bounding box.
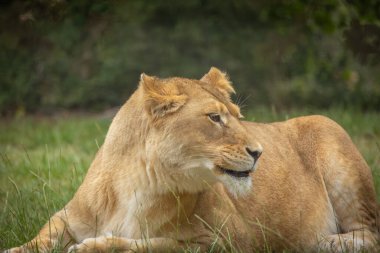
[208,113,221,123]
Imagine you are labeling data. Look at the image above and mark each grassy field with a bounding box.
[0,107,380,251]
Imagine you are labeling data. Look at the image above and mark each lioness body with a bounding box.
[7,68,379,252]
[197,117,379,251]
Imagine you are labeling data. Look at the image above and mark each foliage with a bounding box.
[0,0,380,115]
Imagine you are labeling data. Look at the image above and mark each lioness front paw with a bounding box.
[5,239,56,253]
[4,247,23,253]
[4,246,35,253]
[68,236,134,253]
[68,237,106,253]
[319,234,365,253]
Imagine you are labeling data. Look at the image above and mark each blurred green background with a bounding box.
[1,0,380,116]
[1,1,380,250]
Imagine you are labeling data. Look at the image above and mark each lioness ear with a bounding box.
[140,73,187,118]
[201,67,235,98]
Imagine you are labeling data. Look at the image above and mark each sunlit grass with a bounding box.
[0,108,379,251]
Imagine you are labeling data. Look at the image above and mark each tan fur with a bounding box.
[7,67,380,253]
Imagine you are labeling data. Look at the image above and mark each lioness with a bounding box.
[7,67,379,253]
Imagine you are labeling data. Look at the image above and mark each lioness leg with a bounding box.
[68,236,210,253]
[7,210,74,253]
[319,121,379,251]
[318,229,378,252]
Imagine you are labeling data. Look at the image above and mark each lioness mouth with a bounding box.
[218,166,252,178]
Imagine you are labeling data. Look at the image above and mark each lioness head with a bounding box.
[132,67,263,197]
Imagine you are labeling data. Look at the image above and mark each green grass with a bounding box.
[0,115,110,249]
[0,108,380,251]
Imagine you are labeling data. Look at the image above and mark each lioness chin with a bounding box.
[6,67,380,253]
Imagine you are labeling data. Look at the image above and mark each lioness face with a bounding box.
[174,94,262,196]
[141,68,262,196]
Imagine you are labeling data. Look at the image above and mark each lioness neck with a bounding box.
[75,90,200,237]
[101,89,213,193]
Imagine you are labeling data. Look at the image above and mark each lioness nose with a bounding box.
[246,147,262,161]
